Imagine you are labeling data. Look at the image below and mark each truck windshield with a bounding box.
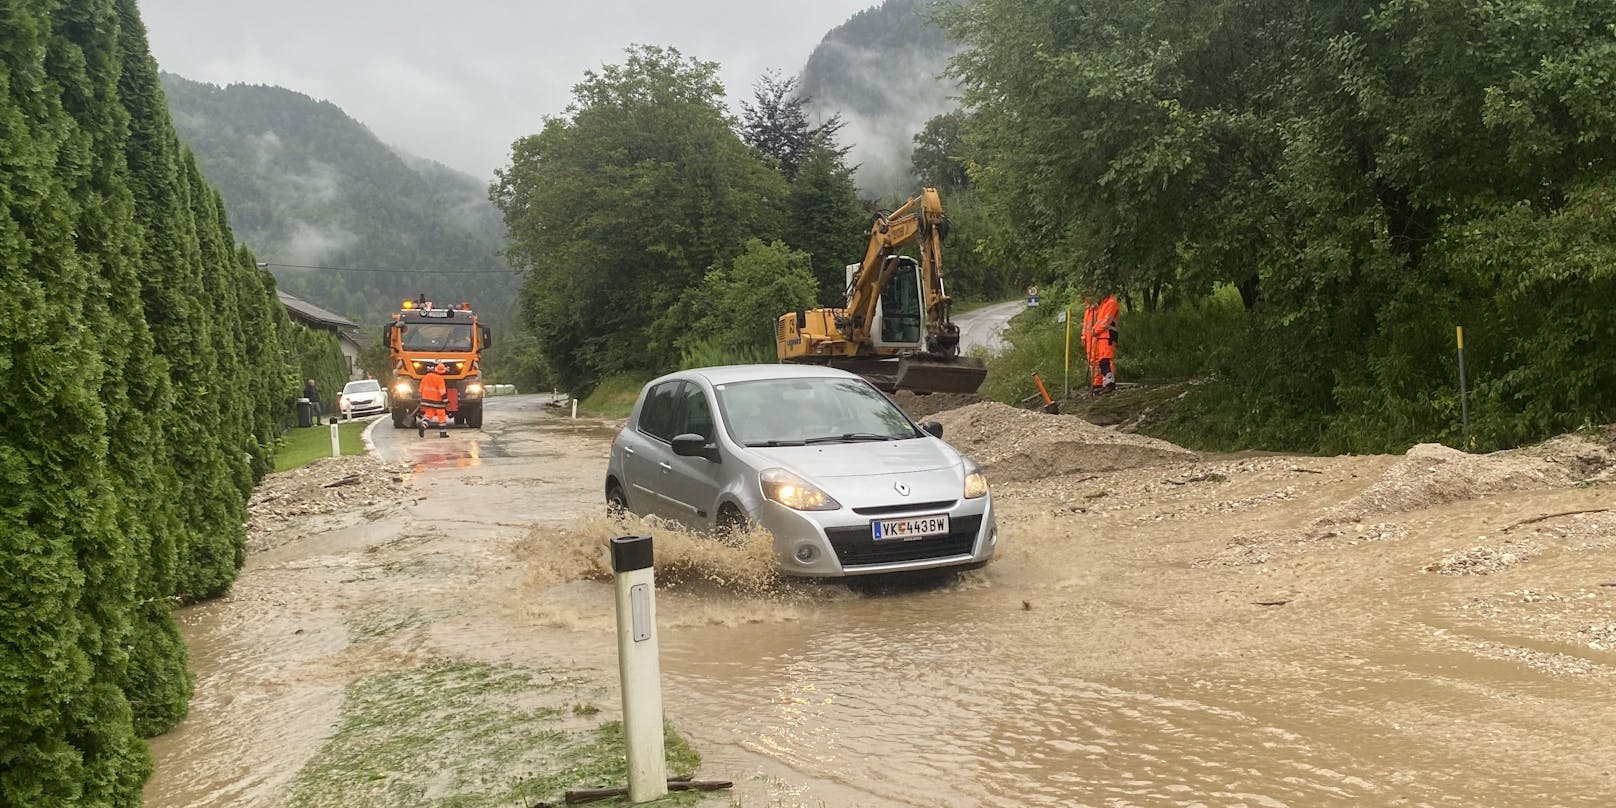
[715,377,921,446]
[400,323,474,352]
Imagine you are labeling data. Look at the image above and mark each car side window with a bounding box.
[638,382,680,441]
[681,382,714,441]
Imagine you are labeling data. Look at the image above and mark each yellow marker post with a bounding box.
[1063,308,1072,399]
[1456,326,1470,445]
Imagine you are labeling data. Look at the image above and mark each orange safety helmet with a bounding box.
[432,363,448,373]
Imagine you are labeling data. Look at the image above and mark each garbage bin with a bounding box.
[296,397,314,428]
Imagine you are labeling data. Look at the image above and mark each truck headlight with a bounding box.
[393,380,413,395]
[465,382,483,395]
[963,460,989,499]
[760,468,840,511]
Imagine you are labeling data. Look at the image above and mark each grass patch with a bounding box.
[274,419,372,472]
[287,661,700,808]
[577,374,652,420]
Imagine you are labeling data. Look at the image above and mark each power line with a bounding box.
[257,261,515,276]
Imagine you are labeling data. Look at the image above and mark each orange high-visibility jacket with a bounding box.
[1091,296,1119,359]
[419,371,448,410]
[1081,304,1099,363]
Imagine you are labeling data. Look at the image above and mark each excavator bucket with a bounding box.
[895,355,989,395]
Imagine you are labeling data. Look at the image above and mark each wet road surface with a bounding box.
[953,300,1026,355]
[146,395,1616,806]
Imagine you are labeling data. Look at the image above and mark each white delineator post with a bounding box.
[610,535,667,802]
[571,398,578,419]
[329,421,340,457]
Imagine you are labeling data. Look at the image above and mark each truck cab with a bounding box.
[383,296,492,429]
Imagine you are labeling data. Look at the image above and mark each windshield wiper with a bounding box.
[745,439,807,447]
[803,433,898,444]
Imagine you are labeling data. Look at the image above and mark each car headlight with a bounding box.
[760,468,840,511]
[963,460,989,499]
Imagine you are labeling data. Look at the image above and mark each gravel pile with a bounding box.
[889,391,987,421]
[1322,437,1616,523]
[248,456,412,550]
[932,401,1196,482]
[1423,538,1544,575]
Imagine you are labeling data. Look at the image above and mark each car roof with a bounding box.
[647,364,860,388]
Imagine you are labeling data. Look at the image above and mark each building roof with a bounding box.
[278,290,358,331]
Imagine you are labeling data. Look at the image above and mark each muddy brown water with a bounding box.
[145,397,1616,806]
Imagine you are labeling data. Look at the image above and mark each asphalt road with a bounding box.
[952,299,1026,355]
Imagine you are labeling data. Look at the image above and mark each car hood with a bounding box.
[744,438,959,479]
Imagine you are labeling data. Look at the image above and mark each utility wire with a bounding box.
[257,261,515,276]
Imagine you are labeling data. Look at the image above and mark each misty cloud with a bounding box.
[138,0,884,180]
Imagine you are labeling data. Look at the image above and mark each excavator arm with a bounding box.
[775,187,986,394]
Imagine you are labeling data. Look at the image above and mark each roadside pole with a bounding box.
[1456,326,1470,447]
[611,535,667,802]
[329,420,340,458]
[1063,307,1072,399]
[572,399,578,419]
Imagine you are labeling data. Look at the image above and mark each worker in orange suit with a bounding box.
[1091,293,1120,393]
[418,362,450,438]
[1080,295,1099,394]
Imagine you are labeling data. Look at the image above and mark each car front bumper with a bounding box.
[754,496,998,577]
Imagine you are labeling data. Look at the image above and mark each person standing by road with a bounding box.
[418,363,450,438]
[1080,295,1099,395]
[302,378,322,422]
[1091,293,1120,393]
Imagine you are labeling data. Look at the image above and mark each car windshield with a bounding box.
[343,380,381,394]
[715,376,920,446]
[400,323,474,352]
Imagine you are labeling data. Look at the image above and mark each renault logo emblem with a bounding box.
[894,481,910,496]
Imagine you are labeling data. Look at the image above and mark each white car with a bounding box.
[604,364,997,577]
[338,379,388,418]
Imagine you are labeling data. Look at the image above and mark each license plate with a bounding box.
[872,514,950,541]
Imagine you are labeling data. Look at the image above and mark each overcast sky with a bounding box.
[137,0,877,181]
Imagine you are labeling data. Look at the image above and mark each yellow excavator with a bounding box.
[775,187,988,394]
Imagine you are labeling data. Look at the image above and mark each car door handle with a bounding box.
[658,462,672,471]
[624,447,635,456]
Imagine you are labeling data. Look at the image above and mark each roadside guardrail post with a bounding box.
[329,420,340,458]
[611,535,667,802]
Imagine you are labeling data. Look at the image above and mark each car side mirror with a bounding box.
[922,420,943,439]
[671,433,720,462]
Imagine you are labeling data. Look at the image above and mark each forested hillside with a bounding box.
[944,0,1616,453]
[799,0,957,197]
[161,73,518,326]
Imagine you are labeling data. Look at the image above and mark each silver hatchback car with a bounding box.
[604,365,997,577]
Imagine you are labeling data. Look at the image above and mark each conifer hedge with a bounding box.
[1,1,343,801]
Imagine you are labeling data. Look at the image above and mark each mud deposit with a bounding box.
[147,397,1616,807]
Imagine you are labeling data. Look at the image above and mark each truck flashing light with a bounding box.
[401,300,415,310]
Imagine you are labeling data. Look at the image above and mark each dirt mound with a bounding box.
[1322,437,1616,523]
[248,455,412,550]
[931,401,1196,482]
[889,391,987,420]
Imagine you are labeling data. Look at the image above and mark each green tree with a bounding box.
[491,46,787,393]
[784,146,869,306]
[679,240,820,360]
[741,70,848,181]
[910,110,969,191]
[945,0,1616,452]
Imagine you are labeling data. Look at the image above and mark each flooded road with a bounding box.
[147,397,1616,806]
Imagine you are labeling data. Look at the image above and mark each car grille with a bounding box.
[852,500,958,516]
[825,514,982,568]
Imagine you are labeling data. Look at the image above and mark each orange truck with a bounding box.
[382,294,492,429]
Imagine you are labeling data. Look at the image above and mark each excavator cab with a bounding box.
[873,258,925,348]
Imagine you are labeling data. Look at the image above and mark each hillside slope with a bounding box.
[161,73,517,325]
[798,0,958,197]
